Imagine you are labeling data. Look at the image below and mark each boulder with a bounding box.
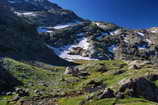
[84,80,105,93]
[97,88,115,99]
[127,60,151,70]
[118,77,158,102]
[113,70,125,75]
[128,64,140,70]
[15,88,29,97]
[64,66,79,75]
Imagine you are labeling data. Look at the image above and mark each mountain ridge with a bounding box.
[1,1,158,105]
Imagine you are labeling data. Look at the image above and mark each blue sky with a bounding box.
[51,0,158,29]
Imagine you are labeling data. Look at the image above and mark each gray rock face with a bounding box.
[118,77,158,102]
[6,0,83,26]
[97,88,115,99]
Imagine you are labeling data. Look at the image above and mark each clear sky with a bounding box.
[51,0,158,29]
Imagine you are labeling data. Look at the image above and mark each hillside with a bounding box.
[0,0,158,105]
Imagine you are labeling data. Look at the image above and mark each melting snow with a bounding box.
[150,30,158,33]
[146,39,152,44]
[110,29,122,35]
[53,24,71,29]
[53,21,81,29]
[14,12,37,16]
[46,37,97,61]
[137,32,145,37]
[37,27,54,33]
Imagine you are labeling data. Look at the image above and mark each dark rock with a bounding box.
[128,65,141,70]
[118,77,158,102]
[84,80,105,93]
[34,89,43,96]
[97,88,115,99]
[113,70,125,75]
[0,64,22,93]
[15,88,29,97]
[64,66,79,75]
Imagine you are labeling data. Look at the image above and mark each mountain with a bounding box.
[1,0,158,105]
[37,20,158,63]
[7,0,83,26]
[6,0,157,63]
[0,2,72,66]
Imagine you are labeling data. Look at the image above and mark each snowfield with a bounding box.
[137,32,145,37]
[14,12,37,16]
[46,37,97,61]
[53,24,71,29]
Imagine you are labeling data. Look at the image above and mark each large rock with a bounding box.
[64,66,79,75]
[118,77,158,102]
[97,88,115,99]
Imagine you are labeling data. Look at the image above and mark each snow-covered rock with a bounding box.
[110,29,122,35]
[46,37,97,61]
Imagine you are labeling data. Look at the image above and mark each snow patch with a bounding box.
[53,21,81,29]
[53,24,71,29]
[151,30,158,33]
[110,29,122,35]
[14,12,37,16]
[146,39,152,44]
[137,32,145,37]
[46,37,97,61]
[37,27,54,33]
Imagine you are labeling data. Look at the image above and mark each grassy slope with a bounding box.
[0,58,158,105]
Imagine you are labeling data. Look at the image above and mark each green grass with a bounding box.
[1,58,158,105]
[85,98,157,105]
[58,95,85,105]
